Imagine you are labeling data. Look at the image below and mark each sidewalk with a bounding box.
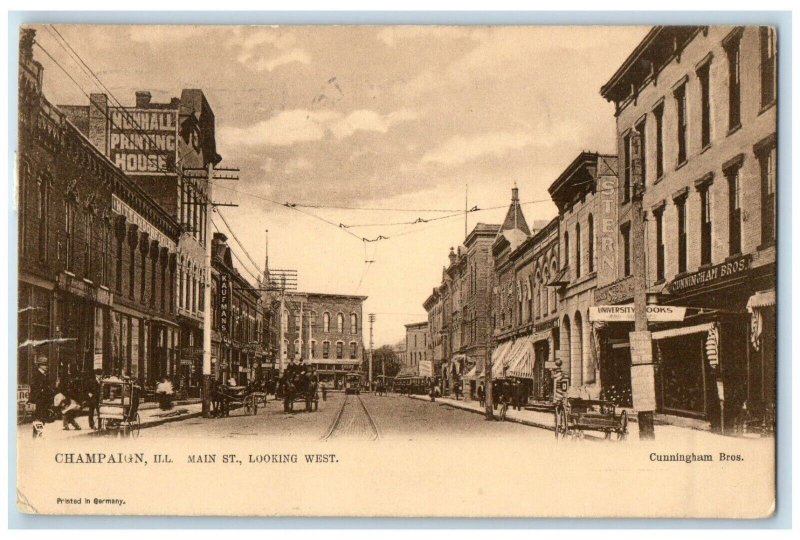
[18,401,204,441]
[410,394,741,442]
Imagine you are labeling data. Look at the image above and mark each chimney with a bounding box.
[135,90,152,108]
[511,182,519,202]
[89,93,108,154]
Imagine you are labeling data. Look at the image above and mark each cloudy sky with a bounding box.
[31,24,647,345]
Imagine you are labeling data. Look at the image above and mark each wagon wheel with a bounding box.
[554,406,568,440]
[130,413,141,439]
[616,410,628,441]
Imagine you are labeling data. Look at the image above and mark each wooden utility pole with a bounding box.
[629,131,656,440]
[201,163,214,418]
[368,313,375,390]
[485,257,494,420]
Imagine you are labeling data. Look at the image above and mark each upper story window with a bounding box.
[575,223,582,278]
[64,197,76,272]
[724,29,743,131]
[587,214,594,273]
[676,195,688,273]
[350,313,358,334]
[674,81,688,165]
[635,118,647,185]
[699,183,713,265]
[760,27,777,108]
[323,312,330,333]
[622,132,632,203]
[563,231,570,269]
[697,60,712,149]
[756,138,777,246]
[620,222,631,277]
[654,103,665,180]
[725,158,744,256]
[654,207,665,282]
[336,313,344,333]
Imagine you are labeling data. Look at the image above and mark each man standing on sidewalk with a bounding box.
[29,357,53,437]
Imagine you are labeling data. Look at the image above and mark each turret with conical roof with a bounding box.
[500,183,531,236]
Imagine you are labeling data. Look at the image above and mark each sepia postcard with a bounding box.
[15,22,778,518]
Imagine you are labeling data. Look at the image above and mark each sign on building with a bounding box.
[219,274,230,335]
[109,108,178,176]
[589,305,686,322]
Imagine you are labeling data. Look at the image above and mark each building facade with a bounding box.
[210,233,268,386]
[271,292,367,388]
[18,30,182,392]
[549,153,619,402]
[600,25,776,431]
[404,321,429,376]
[60,87,222,396]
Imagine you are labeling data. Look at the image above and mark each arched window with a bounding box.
[550,260,558,313]
[542,268,549,314]
[350,313,358,334]
[281,309,289,329]
[573,311,584,386]
[337,313,344,333]
[322,340,330,359]
[349,342,358,359]
[587,214,595,273]
[336,341,344,359]
[575,222,581,278]
[564,231,570,269]
[323,312,330,333]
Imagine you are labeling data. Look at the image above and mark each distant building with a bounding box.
[270,291,367,388]
[404,321,429,376]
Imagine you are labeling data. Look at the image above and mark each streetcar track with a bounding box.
[322,394,380,441]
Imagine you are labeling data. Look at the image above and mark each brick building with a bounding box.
[210,233,268,385]
[430,222,500,395]
[600,25,776,431]
[404,321,429,376]
[548,152,619,402]
[18,30,182,391]
[270,291,367,388]
[60,86,222,395]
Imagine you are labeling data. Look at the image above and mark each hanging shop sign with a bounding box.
[667,254,751,295]
[589,305,686,322]
[219,274,230,335]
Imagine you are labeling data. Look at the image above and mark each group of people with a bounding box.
[475,380,527,420]
[27,356,104,437]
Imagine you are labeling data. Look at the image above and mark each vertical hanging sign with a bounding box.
[219,274,230,336]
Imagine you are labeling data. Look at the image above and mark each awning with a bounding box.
[492,339,520,378]
[651,322,715,341]
[747,290,775,311]
[507,336,535,379]
[747,289,774,351]
[463,362,482,380]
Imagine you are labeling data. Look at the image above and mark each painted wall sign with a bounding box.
[667,254,751,294]
[109,108,178,176]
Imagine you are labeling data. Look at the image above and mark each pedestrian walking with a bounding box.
[156,377,174,410]
[321,382,328,402]
[499,387,509,421]
[477,384,485,408]
[29,356,53,438]
[454,381,461,401]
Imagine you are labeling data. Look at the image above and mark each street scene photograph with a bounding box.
[14,22,779,517]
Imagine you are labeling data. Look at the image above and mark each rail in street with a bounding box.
[323,394,380,441]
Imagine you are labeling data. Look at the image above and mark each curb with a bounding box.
[410,395,555,431]
[79,410,204,437]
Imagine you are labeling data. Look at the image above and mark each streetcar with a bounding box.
[393,375,429,395]
[344,372,363,395]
